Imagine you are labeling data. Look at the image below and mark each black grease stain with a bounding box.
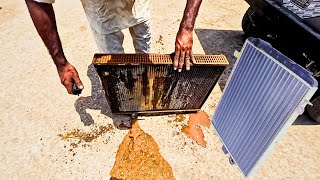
[120,68,135,92]
[142,66,150,107]
[105,68,121,112]
[152,76,166,109]
[142,66,148,97]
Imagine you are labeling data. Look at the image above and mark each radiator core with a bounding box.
[211,38,318,177]
[93,54,228,115]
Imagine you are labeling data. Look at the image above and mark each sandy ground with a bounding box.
[0,0,319,179]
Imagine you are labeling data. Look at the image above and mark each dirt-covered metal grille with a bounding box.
[93,54,229,65]
[93,54,228,114]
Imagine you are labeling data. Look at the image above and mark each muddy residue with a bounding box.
[110,120,174,179]
[58,124,115,148]
[182,111,211,148]
[174,114,186,123]
[168,114,186,128]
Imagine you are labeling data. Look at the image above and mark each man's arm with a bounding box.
[25,0,83,94]
[174,0,202,72]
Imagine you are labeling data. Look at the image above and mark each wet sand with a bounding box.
[0,0,319,179]
[110,120,174,179]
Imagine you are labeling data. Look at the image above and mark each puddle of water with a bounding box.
[110,120,174,179]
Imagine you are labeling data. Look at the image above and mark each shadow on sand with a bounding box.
[195,29,245,90]
[293,114,319,125]
[74,64,131,129]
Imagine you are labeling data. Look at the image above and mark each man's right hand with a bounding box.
[26,0,84,94]
[57,62,83,94]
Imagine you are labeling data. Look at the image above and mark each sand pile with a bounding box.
[110,120,174,179]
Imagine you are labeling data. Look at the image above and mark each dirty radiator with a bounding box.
[211,38,318,177]
[93,54,228,115]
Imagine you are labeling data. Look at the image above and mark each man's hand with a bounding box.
[57,62,83,94]
[174,0,202,71]
[174,29,196,72]
[26,0,84,94]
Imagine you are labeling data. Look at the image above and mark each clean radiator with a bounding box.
[93,54,228,115]
[211,38,318,177]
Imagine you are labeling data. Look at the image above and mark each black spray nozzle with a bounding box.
[72,82,82,96]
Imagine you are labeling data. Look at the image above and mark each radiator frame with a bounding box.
[211,38,318,177]
[93,54,229,116]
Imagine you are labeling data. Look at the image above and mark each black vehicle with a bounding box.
[242,0,320,122]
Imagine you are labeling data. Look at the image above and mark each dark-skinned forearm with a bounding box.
[179,0,203,31]
[25,0,67,67]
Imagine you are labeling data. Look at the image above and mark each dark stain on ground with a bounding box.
[58,124,115,148]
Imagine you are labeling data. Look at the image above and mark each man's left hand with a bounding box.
[174,29,196,72]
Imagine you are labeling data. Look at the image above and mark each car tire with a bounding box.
[242,7,273,39]
[242,7,262,37]
[307,96,320,123]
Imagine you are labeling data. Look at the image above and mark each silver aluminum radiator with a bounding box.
[211,38,318,177]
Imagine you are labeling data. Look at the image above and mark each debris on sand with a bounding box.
[110,120,174,179]
[168,114,186,128]
[174,114,186,123]
[58,124,115,148]
[156,35,164,45]
[182,111,211,148]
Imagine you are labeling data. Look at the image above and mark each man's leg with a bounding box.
[129,20,151,54]
[88,27,133,129]
[91,27,125,54]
